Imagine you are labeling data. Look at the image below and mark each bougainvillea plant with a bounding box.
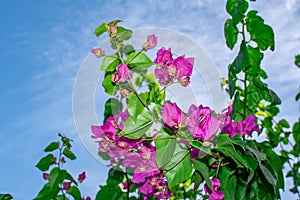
[34,134,90,200]
[33,0,299,199]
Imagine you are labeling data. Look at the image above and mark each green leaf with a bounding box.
[47,168,77,190]
[35,154,55,171]
[107,168,124,186]
[246,141,266,163]
[126,52,154,71]
[100,54,120,72]
[94,23,108,37]
[164,143,192,187]
[63,148,76,160]
[48,167,61,190]
[108,19,123,25]
[226,0,248,25]
[44,142,60,152]
[117,26,133,41]
[98,151,111,161]
[0,194,13,200]
[34,183,60,200]
[104,98,123,123]
[102,72,116,95]
[215,134,247,168]
[278,119,290,128]
[155,130,177,168]
[224,19,239,49]
[268,89,281,105]
[133,75,143,87]
[67,186,82,200]
[61,169,78,185]
[193,160,211,188]
[127,92,147,120]
[192,171,203,191]
[121,110,153,139]
[219,167,237,200]
[295,92,300,101]
[292,122,300,143]
[259,163,277,187]
[247,46,263,75]
[246,11,275,51]
[253,77,267,90]
[122,44,135,56]
[95,185,123,200]
[230,41,250,74]
[190,141,211,154]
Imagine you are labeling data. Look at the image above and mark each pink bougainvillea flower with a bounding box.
[162,102,188,129]
[188,104,220,141]
[62,182,71,190]
[174,56,194,79]
[42,173,49,180]
[78,171,86,183]
[204,178,224,200]
[138,175,171,200]
[90,48,105,58]
[142,34,158,51]
[154,66,173,85]
[154,47,174,67]
[222,114,259,137]
[238,114,260,136]
[112,64,132,83]
[91,116,117,139]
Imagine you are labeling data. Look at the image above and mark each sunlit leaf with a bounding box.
[155,130,176,168]
[121,110,153,139]
[224,19,239,49]
[35,154,55,172]
[44,142,59,152]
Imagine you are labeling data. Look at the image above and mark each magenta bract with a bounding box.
[162,102,188,129]
[112,64,132,83]
[188,104,220,141]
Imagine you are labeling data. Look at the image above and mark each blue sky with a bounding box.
[0,0,299,199]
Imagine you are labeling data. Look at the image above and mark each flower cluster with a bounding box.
[91,110,141,162]
[123,146,171,199]
[91,110,171,199]
[221,107,260,137]
[154,47,194,87]
[162,102,260,142]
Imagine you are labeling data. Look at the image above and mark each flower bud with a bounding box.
[179,77,190,87]
[90,48,105,58]
[142,34,158,51]
[62,182,71,190]
[109,24,118,37]
[42,173,49,180]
